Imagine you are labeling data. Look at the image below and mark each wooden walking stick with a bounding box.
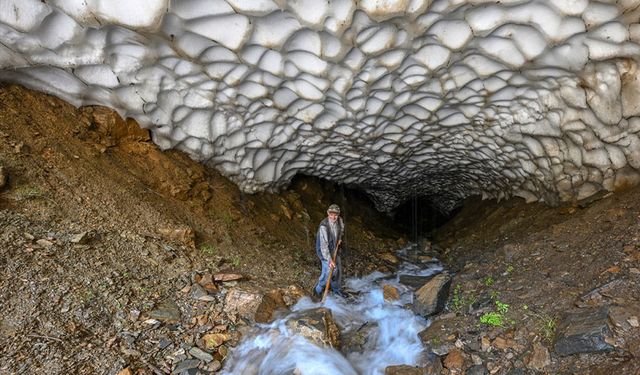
[321,240,341,302]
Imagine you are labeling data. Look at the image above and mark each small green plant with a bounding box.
[479,300,512,327]
[480,312,504,327]
[451,284,465,312]
[14,185,44,200]
[81,290,95,305]
[232,256,241,268]
[505,265,515,274]
[530,313,557,343]
[484,276,495,286]
[495,300,509,314]
[200,243,217,255]
[541,317,557,343]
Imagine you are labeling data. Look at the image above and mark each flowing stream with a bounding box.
[221,250,443,375]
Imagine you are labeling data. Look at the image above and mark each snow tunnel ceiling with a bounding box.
[2,0,640,211]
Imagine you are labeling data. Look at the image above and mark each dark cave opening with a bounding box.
[392,196,459,242]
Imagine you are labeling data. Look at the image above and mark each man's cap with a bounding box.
[327,204,340,214]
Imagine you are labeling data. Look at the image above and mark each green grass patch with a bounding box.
[200,243,217,255]
[14,185,44,200]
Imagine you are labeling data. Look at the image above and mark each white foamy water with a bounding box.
[221,257,443,375]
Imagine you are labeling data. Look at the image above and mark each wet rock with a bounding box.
[526,342,550,371]
[189,347,213,363]
[443,348,465,372]
[148,299,181,323]
[0,165,7,189]
[341,322,377,354]
[224,288,264,323]
[254,289,288,324]
[384,365,424,374]
[419,319,456,355]
[281,284,305,306]
[399,274,437,289]
[383,284,400,301]
[554,306,614,356]
[424,356,444,375]
[378,252,400,264]
[205,360,222,372]
[173,359,200,373]
[284,307,340,349]
[412,272,452,317]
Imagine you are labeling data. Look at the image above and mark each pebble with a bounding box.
[189,284,212,301]
[158,338,172,350]
[148,299,181,322]
[471,353,482,365]
[214,273,243,282]
[205,360,222,372]
[36,239,54,248]
[189,347,214,363]
[481,336,491,352]
[129,309,140,322]
[70,232,90,244]
[173,359,200,373]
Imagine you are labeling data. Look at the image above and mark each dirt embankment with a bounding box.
[0,85,404,373]
[429,190,640,374]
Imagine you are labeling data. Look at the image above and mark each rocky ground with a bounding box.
[0,85,403,374]
[0,84,639,374]
[426,192,640,374]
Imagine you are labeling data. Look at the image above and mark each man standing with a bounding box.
[314,204,345,298]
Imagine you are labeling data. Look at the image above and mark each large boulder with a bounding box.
[554,306,614,356]
[341,322,377,354]
[412,272,452,317]
[224,288,264,323]
[225,285,306,324]
[254,289,288,324]
[399,274,437,289]
[284,307,341,349]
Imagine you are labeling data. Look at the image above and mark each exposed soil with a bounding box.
[430,191,640,374]
[0,85,403,374]
[0,84,639,374]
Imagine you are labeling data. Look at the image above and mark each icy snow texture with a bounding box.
[2,0,640,211]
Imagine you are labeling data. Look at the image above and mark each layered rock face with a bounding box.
[2,0,640,210]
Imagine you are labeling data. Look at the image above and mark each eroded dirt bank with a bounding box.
[430,191,640,374]
[0,85,404,373]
